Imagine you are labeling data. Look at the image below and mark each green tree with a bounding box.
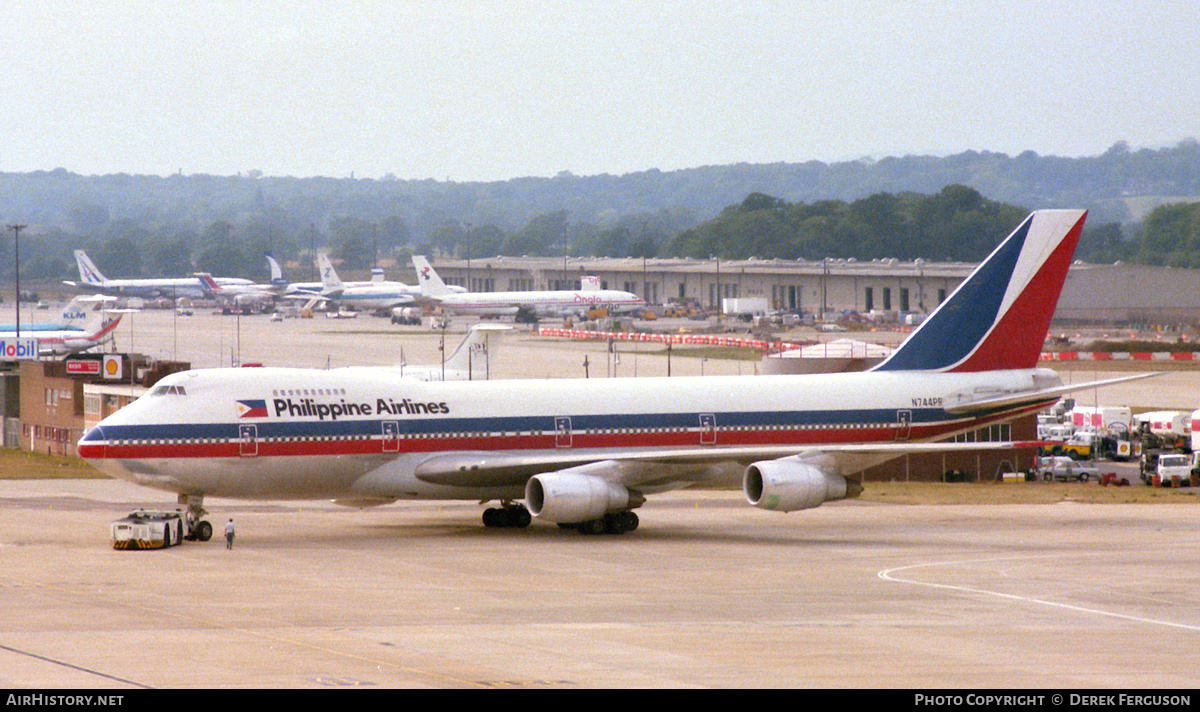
[503,211,566,256]
[97,235,143,278]
[152,236,194,277]
[196,242,247,279]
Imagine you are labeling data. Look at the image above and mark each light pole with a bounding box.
[8,224,26,336]
[464,221,472,291]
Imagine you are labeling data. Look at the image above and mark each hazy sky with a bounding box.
[2,1,1197,182]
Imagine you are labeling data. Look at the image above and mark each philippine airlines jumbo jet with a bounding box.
[413,256,646,317]
[79,210,1150,540]
[65,250,255,301]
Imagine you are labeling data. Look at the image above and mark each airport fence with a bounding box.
[535,327,807,354]
[1041,351,1200,361]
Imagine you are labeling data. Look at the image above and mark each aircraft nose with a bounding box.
[77,425,106,459]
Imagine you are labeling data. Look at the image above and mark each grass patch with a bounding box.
[0,448,108,480]
[654,346,763,361]
[859,481,1200,505]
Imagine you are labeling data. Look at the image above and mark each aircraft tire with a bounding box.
[579,518,607,535]
[483,506,532,529]
[482,508,502,528]
[603,511,639,535]
[512,507,532,528]
[195,520,213,542]
[603,513,627,535]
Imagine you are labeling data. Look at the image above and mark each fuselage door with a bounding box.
[382,421,400,453]
[699,413,717,445]
[555,416,573,448]
[895,409,912,441]
[239,424,259,457]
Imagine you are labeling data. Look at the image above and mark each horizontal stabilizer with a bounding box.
[944,372,1162,415]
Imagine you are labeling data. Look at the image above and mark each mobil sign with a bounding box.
[0,338,39,360]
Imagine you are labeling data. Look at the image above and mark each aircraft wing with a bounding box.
[279,292,330,302]
[410,440,1043,489]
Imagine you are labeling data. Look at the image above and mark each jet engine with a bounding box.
[743,459,859,513]
[525,470,644,524]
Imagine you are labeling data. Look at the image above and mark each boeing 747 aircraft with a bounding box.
[413,256,645,317]
[79,210,1152,539]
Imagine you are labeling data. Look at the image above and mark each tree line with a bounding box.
[2,185,1199,284]
[2,138,1199,281]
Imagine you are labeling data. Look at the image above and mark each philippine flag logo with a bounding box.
[236,399,269,418]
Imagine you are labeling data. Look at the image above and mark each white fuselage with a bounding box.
[0,318,122,355]
[79,365,1057,502]
[433,289,645,316]
[74,277,254,301]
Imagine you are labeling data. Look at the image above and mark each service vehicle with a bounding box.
[1154,453,1194,487]
[110,510,185,550]
[1059,433,1095,460]
[1037,422,1074,441]
[390,307,422,325]
[1070,406,1132,430]
[1038,456,1101,482]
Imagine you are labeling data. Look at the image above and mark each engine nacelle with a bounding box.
[525,471,641,524]
[743,460,856,513]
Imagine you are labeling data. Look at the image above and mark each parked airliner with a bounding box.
[79,210,1152,539]
[391,324,509,382]
[197,256,309,312]
[413,256,645,317]
[65,250,255,301]
[1,297,122,356]
[312,253,421,313]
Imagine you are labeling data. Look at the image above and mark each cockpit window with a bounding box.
[150,385,187,396]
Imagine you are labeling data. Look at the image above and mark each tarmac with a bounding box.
[4,307,1200,689]
[2,479,1199,689]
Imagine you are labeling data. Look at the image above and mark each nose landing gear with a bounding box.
[179,494,213,541]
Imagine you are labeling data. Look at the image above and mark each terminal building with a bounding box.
[421,255,1200,325]
[4,355,190,457]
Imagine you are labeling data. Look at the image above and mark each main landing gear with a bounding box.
[481,502,532,529]
[179,494,213,541]
[558,510,640,535]
[480,502,640,535]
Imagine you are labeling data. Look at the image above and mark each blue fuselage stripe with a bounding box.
[84,408,953,443]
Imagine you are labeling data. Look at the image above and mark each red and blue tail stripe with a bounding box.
[873,209,1086,373]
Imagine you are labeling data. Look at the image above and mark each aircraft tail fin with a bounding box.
[195,273,223,295]
[315,253,344,293]
[88,312,123,345]
[442,325,509,380]
[59,296,106,328]
[266,254,288,288]
[412,256,455,298]
[581,275,602,291]
[872,209,1087,373]
[74,250,108,285]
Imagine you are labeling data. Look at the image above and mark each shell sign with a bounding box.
[103,355,124,380]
